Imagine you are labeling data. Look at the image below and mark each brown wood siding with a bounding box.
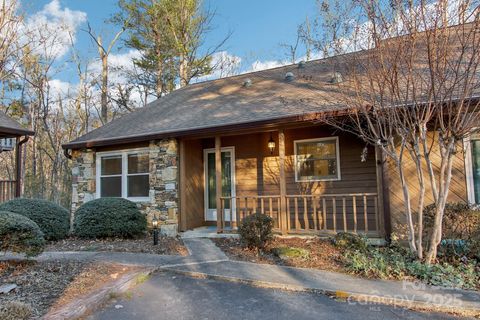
[386,133,468,238]
[201,127,378,196]
[187,126,377,228]
[180,139,205,230]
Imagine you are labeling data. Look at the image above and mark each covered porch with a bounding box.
[0,111,34,203]
[178,124,389,237]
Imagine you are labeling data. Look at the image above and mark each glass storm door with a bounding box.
[472,139,480,203]
[205,148,235,221]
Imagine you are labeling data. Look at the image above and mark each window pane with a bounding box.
[128,175,149,197]
[207,152,232,209]
[101,176,122,197]
[128,154,149,174]
[101,156,122,175]
[298,159,337,180]
[297,140,336,159]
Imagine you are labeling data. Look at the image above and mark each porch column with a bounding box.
[178,139,187,231]
[15,138,22,198]
[278,130,288,233]
[215,136,223,233]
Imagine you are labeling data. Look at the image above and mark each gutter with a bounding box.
[61,109,352,151]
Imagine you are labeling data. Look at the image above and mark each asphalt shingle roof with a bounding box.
[0,111,34,137]
[64,55,352,149]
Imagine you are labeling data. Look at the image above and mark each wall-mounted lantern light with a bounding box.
[152,215,159,245]
[268,134,276,155]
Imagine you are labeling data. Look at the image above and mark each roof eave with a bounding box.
[0,126,35,137]
[62,109,352,151]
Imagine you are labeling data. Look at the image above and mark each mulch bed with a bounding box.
[0,260,136,319]
[46,235,188,256]
[213,237,348,273]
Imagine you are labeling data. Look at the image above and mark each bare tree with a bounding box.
[311,0,480,262]
[85,23,125,124]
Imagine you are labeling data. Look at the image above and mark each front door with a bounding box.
[204,147,235,222]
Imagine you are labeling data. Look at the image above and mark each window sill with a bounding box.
[295,177,341,182]
[126,197,151,203]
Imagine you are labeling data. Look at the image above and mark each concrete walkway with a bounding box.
[2,238,479,316]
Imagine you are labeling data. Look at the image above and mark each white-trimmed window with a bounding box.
[96,150,150,201]
[294,137,341,182]
[465,132,480,204]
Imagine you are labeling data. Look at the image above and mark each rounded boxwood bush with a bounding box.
[0,198,70,240]
[238,213,273,250]
[74,198,147,238]
[0,211,45,257]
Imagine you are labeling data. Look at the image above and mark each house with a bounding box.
[0,111,34,203]
[62,50,478,239]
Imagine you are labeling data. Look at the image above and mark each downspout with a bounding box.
[64,148,73,160]
[15,136,30,198]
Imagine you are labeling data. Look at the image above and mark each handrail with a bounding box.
[220,193,380,236]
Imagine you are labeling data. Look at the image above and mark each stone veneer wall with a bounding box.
[70,138,179,235]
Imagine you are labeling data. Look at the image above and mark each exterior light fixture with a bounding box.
[152,215,159,245]
[268,134,276,154]
[285,72,295,82]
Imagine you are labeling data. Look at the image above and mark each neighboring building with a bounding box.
[0,111,34,203]
[63,52,479,239]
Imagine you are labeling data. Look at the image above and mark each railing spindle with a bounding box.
[322,198,327,230]
[303,197,309,230]
[269,197,273,218]
[364,195,368,233]
[374,196,379,233]
[353,196,357,233]
[332,197,337,232]
[342,197,347,232]
[294,197,299,230]
[312,196,317,230]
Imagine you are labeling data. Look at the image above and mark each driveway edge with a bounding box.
[43,267,156,320]
[162,267,480,318]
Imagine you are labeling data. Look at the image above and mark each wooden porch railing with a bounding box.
[220,193,381,236]
[0,180,16,203]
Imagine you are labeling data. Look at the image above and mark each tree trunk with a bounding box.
[100,46,108,124]
[397,156,418,254]
[425,142,455,264]
[179,55,188,87]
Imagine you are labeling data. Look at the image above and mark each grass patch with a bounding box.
[272,247,310,260]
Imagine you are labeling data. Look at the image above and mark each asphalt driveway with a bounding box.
[89,272,467,320]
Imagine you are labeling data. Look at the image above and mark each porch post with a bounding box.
[15,138,22,198]
[215,136,223,233]
[178,139,187,232]
[278,130,288,233]
[375,146,386,237]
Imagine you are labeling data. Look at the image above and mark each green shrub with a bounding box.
[407,261,479,289]
[424,202,480,240]
[74,198,147,238]
[424,202,480,261]
[0,198,70,240]
[0,211,45,257]
[345,247,409,279]
[238,213,273,250]
[342,243,479,289]
[333,232,369,253]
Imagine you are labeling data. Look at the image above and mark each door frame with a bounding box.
[203,146,236,221]
[464,132,479,204]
